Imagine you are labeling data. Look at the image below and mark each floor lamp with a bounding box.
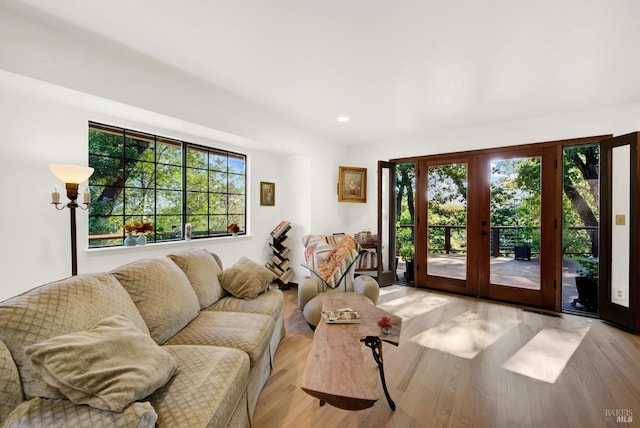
[49,164,94,276]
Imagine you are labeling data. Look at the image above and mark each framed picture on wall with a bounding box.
[260,181,275,206]
[338,166,367,203]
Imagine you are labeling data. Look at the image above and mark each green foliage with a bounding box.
[396,225,413,247]
[399,242,415,261]
[562,145,599,256]
[576,257,599,279]
[88,126,246,247]
[396,162,416,255]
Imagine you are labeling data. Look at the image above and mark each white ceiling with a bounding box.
[8,0,640,145]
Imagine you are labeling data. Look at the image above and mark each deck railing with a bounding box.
[397,224,598,257]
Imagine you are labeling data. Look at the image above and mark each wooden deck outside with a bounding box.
[396,255,589,313]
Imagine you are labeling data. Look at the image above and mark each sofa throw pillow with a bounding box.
[24,314,177,413]
[218,257,275,299]
[111,256,200,344]
[0,272,150,401]
[168,248,225,309]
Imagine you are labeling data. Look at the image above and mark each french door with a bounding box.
[599,132,639,331]
[415,147,557,309]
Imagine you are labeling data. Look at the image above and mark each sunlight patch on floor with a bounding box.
[378,293,450,320]
[409,310,520,359]
[502,322,591,383]
[378,287,405,298]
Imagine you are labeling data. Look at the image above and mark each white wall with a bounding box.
[0,72,349,301]
[0,4,354,300]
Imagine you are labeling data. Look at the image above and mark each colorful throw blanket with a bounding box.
[302,234,363,289]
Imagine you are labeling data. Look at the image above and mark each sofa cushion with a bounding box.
[150,345,249,428]
[25,314,177,413]
[168,248,224,309]
[207,288,284,319]
[0,340,22,422]
[0,273,149,401]
[164,311,274,367]
[2,397,157,428]
[111,257,200,344]
[218,257,275,299]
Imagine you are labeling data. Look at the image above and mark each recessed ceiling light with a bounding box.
[336,115,350,123]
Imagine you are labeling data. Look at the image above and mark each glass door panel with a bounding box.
[377,161,397,286]
[478,146,555,309]
[427,163,468,281]
[396,162,416,283]
[489,157,541,290]
[561,144,600,314]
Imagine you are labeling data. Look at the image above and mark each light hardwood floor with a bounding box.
[252,285,640,428]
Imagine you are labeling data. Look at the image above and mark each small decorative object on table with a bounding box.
[227,223,240,237]
[322,308,361,324]
[377,316,393,335]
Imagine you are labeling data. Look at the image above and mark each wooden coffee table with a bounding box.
[300,296,402,411]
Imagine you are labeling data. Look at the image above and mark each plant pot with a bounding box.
[572,276,598,311]
[404,260,414,282]
[514,245,531,261]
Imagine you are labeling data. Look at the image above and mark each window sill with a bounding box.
[85,234,252,254]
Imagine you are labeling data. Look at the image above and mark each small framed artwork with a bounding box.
[338,166,367,203]
[260,181,275,206]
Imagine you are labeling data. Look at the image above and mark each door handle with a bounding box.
[481,231,488,236]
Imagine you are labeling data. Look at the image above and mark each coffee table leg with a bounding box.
[361,336,396,411]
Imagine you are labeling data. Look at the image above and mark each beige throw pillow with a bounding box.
[25,314,177,413]
[218,257,275,299]
[168,248,224,309]
[111,256,200,344]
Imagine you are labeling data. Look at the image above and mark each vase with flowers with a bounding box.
[377,316,393,335]
[123,220,153,246]
[227,223,240,237]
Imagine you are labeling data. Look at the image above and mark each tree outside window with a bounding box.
[88,122,246,247]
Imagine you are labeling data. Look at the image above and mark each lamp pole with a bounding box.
[50,165,94,277]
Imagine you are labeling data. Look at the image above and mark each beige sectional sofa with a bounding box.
[0,248,284,427]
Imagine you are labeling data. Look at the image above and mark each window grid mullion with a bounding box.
[89,123,246,247]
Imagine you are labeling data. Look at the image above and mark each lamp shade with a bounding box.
[49,164,94,184]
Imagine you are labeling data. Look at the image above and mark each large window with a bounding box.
[88,122,246,247]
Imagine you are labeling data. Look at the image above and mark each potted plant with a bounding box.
[514,221,532,261]
[572,256,598,311]
[399,242,415,282]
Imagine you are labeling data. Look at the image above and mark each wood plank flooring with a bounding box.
[252,285,640,428]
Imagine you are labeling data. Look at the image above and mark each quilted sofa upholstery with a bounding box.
[0,248,284,428]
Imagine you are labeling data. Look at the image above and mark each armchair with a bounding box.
[297,234,380,328]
